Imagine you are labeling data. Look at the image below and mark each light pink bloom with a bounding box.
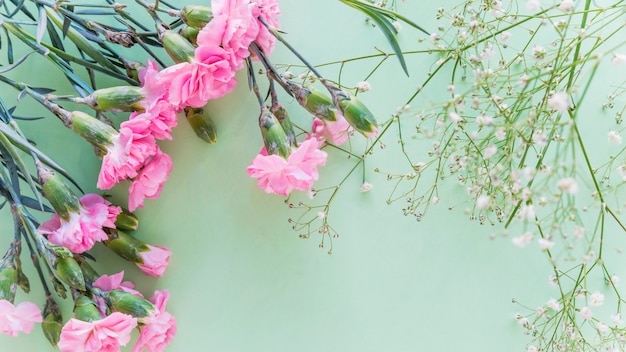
[0,300,42,337]
[137,245,171,278]
[311,116,352,145]
[246,138,328,196]
[128,150,173,211]
[39,194,121,253]
[129,100,178,140]
[97,118,158,189]
[197,0,259,69]
[137,60,168,111]
[251,0,281,57]
[159,45,237,110]
[58,312,137,352]
[93,271,142,297]
[132,290,176,352]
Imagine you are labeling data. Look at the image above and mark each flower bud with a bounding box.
[49,273,67,299]
[326,83,378,137]
[45,243,85,291]
[184,107,218,144]
[42,296,63,346]
[270,103,297,148]
[160,30,195,64]
[107,290,156,319]
[0,260,17,302]
[259,107,290,157]
[73,295,102,322]
[77,258,100,286]
[37,164,81,221]
[103,231,147,264]
[286,81,339,121]
[180,5,214,29]
[76,87,144,112]
[180,26,199,46]
[114,209,139,232]
[70,111,117,150]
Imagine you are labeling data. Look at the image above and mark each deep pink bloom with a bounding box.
[39,194,121,253]
[128,150,173,211]
[97,118,158,190]
[129,100,178,140]
[159,45,237,110]
[138,60,168,111]
[251,0,281,57]
[136,245,171,278]
[0,300,42,337]
[132,290,176,352]
[311,115,352,145]
[93,271,142,297]
[246,138,327,196]
[197,0,259,69]
[58,312,137,352]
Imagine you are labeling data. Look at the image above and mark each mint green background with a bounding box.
[2,1,621,351]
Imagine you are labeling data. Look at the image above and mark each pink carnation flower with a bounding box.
[128,149,173,211]
[97,118,158,190]
[129,100,178,140]
[251,0,281,57]
[0,300,42,337]
[136,245,171,278]
[93,271,142,297]
[246,138,327,196]
[197,0,259,70]
[58,312,137,352]
[38,194,121,253]
[311,115,352,146]
[132,290,176,352]
[137,60,168,111]
[159,45,237,110]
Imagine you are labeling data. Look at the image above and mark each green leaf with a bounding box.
[0,131,44,210]
[36,6,47,45]
[0,51,35,74]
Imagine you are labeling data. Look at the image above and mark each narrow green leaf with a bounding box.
[36,6,47,45]
[0,51,35,74]
[0,132,43,210]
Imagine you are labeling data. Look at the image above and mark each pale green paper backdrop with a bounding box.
[0,1,623,351]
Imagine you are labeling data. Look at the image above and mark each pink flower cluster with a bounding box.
[0,300,42,337]
[97,0,281,211]
[39,194,121,253]
[58,272,176,352]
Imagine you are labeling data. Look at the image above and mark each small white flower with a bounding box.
[517,74,531,88]
[483,144,497,159]
[501,31,511,41]
[589,291,605,306]
[527,346,538,352]
[557,177,578,195]
[306,189,316,199]
[360,182,373,193]
[495,127,506,141]
[538,237,555,251]
[447,85,455,93]
[429,32,440,42]
[608,130,623,145]
[282,71,294,79]
[611,313,623,326]
[548,91,570,114]
[547,298,561,311]
[532,45,547,60]
[355,81,372,92]
[392,21,402,32]
[517,316,530,327]
[448,111,462,122]
[317,211,326,220]
[512,232,534,248]
[580,306,593,320]
[573,225,585,239]
[612,53,626,65]
[527,0,541,11]
[431,196,439,205]
[518,205,536,221]
[559,0,574,11]
[596,322,609,335]
[436,58,446,66]
[476,195,491,209]
[549,275,558,287]
[610,275,620,286]
[618,165,626,181]
[532,130,548,147]
[476,114,494,127]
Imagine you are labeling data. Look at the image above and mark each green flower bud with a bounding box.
[180,5,214,29]
[12,244,29,294]
[49,273,67,299]
[161,30,195,64]
[70,111,117,150]
[0,263,17,302]
[76,258,100,286]
[180,26,199,46]
[76,87,144,112]
[42,296,63,346]
[270,103,297,148]
[114,209,139,232]
[45,243,85,291]
[107,290,156,319]
[37,165,81,221]
[334,91,378,137]
[184,107,218,144]
[286,81,339,121]
[73,295,101,322]
[104,231,148,264]
[259,107,290,158]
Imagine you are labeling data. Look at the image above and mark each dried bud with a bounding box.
[180,5,214,29]
[161,30,196,64]
[286,81,339,121]
[107,290,156,319]
[184,107,218,144]
[114,209,140,232]
[42,296,63,346]
[70,111,117,150]
[259,107,290,157]
[37,164,81,221]
[73,295,101,322]
[76,87,144,112]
